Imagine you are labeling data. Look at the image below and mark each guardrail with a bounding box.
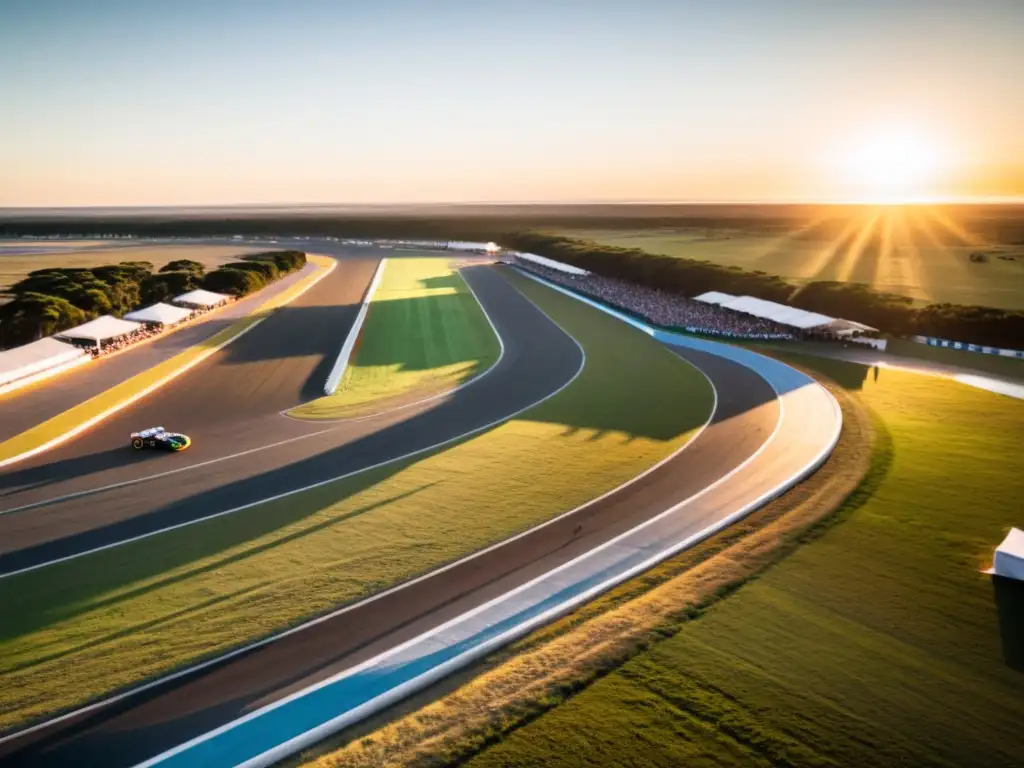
[911,335,1023,359]
[323,258,387,395]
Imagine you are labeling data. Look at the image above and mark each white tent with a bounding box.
[692,291,733,305]
[173,289,230,308]
[57,315,141,346]
[693,291,876,333]
[0,337,87,388]
[124,302,194,326]
[992,528,1024,581]
[515,252,590,276]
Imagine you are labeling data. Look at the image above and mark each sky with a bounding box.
[1,0,1022,207]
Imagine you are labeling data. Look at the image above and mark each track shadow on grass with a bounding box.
[0,483,437,661]
[0,264,781,637]
[993,576,1024,673]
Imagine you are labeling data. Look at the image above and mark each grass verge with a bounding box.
[0,268,713,732]
[0,255,334,465]
[403,354,1023,768]
[289,259,500,420]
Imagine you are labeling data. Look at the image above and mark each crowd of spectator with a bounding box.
[503,256,794,340]
[73,301,227,359]
[89,326,163,357]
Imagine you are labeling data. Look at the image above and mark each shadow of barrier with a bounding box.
[993,575,1024,672]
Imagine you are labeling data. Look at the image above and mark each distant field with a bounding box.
[559,206,1024,309]
[0,243,266,296]
[462,358,1024,768]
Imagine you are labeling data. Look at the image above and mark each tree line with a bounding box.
[1,208,1020,347]
[501,233,1024,349]
[0,251,306,349]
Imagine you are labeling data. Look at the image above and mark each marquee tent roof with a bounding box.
[173,289,230,308]
[124,302,193,326]
[692,291,877,333]
[992,528,1024,581]
[57,315,141,343]
[515,252,590,276]
[692,291,733,305]
[0,337,87,388]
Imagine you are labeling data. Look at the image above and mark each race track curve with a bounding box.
[0,256,838,767]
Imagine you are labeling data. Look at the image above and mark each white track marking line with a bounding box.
[2,262,507,519]
[0,269,578,580]
[198,287,845,768]
[0,267,586,743]
[0,265,720,746]
[139,332,821,768]
[0,429,334,517]
[323,259,387,395]
[0,258,337,471]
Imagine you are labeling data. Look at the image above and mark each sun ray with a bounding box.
[835,210,882,283]
[923,206,986,247]
[871,208,898,292]
[910,208,973,301]
[791,214,865,294]
[751,213,834,274]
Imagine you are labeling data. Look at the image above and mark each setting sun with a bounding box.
[835,129,953,203]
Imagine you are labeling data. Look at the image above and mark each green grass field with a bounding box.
[0,267,714,730]
[290,258,501,419]
[0,243,263,296]
[464,358,1024,768]
[561,209,1024,309]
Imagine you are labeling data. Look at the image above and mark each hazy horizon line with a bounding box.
[2,195,1023,213]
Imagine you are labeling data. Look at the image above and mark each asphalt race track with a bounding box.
[0,262,583,574]
[0,256,332,444]
[0,249,836,767]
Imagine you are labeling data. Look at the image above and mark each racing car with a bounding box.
[130,426,191,452]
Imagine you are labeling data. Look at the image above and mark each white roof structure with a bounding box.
[124,302,194,326]
[992,528,1024,581]
[57,315,141,344]
[515,252,590,276]
[693,291,876,333]
[447,241,500,253]
[692,291,733,305]
[173,289,230,308]
[0,337,87,388]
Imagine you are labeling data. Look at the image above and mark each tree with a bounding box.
[203,267,266,296]
[0,292,90,347]
[160,259,205,276]
[140,270,200,304]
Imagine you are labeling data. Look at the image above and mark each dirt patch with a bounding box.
[287,372,875,768]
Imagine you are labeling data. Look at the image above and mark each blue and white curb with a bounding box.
[913,335,1024,359]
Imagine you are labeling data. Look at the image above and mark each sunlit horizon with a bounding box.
[2,1,1021,208]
